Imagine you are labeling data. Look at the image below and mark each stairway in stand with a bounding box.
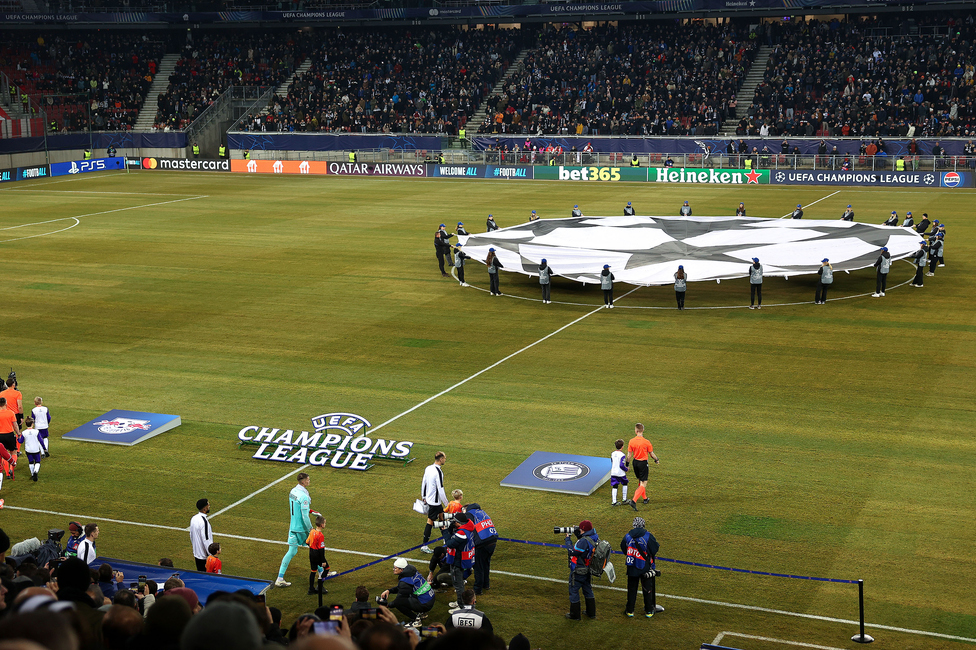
[133,53,180,132]
[719,45,773,137]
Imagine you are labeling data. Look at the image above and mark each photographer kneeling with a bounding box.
[621,516,660,618]
[378,558,434,627]
[563,520,599,621]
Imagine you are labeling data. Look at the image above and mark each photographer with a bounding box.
[564,520,599,621]
[621,516,660,618]
[444,513,475,611]
[378,558,434,627]
[426,546,453,590]
[463,503,498,595]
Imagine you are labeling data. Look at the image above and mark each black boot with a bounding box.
[564,601,581,620]
[585,598,596,619]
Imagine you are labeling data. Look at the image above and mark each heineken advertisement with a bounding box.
[535,166,649,182]
[651,167,770,184]
[237,412,414,472]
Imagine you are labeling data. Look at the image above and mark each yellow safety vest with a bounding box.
[192,145,200,155]
[84,150,92,160]
[349,152,357,162]
[895,159,905,171]
[631,156,639,167]
[219,145,226,157]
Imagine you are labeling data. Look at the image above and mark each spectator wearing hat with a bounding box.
[454,245,469,287]
[435,224,454,277]
[538,259,554,304]
[65,522,84,558]
[872,247,891,297]
[749,258,763,309]
[792,204,804,219]
[456,222,469,237]
[841,205,854,221]
[736,202,746,216]
[565,520,599,621]
[571,205,582,218]
[486,249,504,296]
[679,200,691,216]
[624,202,635,216]
[674,266,687,310]
[621,516,660,618]
[883,211,899,227]
[902,212,914,229]
[379,558,434,626]
[815,259,833,305]
[486,215,498,232]
[601,265,615,308]
[910,241,928,288]
[190,498,213,572]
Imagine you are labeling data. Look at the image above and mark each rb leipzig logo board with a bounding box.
[63,409,181,446]
[500,451,611,496]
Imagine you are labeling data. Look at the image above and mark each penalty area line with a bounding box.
[6,504,972,644]
[210,285,642,519]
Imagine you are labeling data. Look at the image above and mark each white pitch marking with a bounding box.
[711,631,847,649]
[208,286,642,519]
[5,505,974,644]
[2,189,208,197]
[0,218,80,244]
[0,196,208,232]
[778,190,841,218]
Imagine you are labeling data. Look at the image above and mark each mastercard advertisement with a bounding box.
[230,159,328,175]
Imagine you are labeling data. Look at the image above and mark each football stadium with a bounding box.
[0,5,974,650]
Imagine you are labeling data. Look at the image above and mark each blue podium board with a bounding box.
[500,451,611,496]
[63,409,181,446]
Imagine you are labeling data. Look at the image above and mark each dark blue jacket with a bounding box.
[464,504,498,546]
[393,565,434,606]
[620,527,659,576]
[566,529,599,575]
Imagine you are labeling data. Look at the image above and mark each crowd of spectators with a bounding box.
[739,13,976,138]
[477,22,758,136]
[0,32,163,132]
[239,27,520,135]
[153,31,310,131]
[0,526,534,650]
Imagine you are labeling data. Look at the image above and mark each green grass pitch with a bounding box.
[1,170,974,649]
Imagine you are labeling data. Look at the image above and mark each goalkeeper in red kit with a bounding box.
[307,516,338,595]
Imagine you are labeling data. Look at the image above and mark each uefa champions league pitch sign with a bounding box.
[237,412,415,472]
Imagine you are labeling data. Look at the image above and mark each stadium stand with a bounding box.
[152,32,310,131]
[0,32,163,132]
[240,27,520,135]
[740,14,976,138]
[476,23,758,136]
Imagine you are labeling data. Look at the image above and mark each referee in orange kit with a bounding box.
[625,423,659,511]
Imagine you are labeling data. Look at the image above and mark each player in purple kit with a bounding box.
[610,439,629,506]
[31,397,50,457]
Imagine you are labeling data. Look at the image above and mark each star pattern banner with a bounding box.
[458,216,924,286]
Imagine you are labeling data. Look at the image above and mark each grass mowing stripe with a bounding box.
[210,286,641,519]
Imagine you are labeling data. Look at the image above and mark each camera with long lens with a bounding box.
[431,513,455,529]
[553,526,580,535]
[374,596,388,605]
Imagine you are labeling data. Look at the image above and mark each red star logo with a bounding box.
[746,169,761,184]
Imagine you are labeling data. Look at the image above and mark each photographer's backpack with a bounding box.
[586,538,613,578]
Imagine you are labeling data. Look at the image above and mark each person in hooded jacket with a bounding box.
[748,258,763,309]
[539,259,554,303]
[815,259,833,304]
[674,265,687,310]
[486,249,504,296]
[601,265,615,308]
[379,558,435,626]
[872,247,891,297]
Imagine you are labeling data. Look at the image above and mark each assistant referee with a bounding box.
[625,423,659,510]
